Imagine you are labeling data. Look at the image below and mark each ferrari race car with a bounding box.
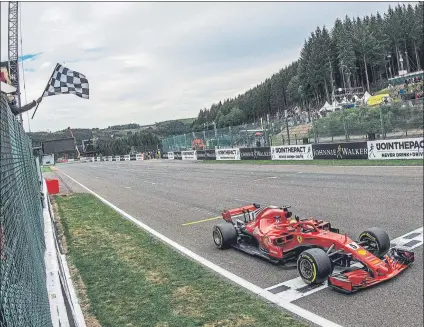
[212,203,414,294]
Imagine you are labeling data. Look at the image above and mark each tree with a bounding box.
[411,3,423,70]
[319,26,335,101]
[368,13,389,81]
[287,74,301,105]
[352,18,379,92]
[384,5,404,74]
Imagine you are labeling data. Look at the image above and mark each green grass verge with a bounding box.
[55,193,307,327]
[41,166,53,172]
[201,159,423,166]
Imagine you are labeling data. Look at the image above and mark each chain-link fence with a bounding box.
[0,94,53,327]
[161,99,424,151]
[309,99,424,144]
[162,120,268,151]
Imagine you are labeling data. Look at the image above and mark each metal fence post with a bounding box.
[379,106,385,139]
[285,116,290,145]
[342,107,348,142]
[404,103,409,137]
[312,117,318,144]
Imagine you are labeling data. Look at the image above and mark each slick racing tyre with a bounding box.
[359,227,390,258]
[297,248,332,285]
[213,223,237,249]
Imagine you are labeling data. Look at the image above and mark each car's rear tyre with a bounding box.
[297,248,332,285]
[213,223,237,249]
[359,227,390,258]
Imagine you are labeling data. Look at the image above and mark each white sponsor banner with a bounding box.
[168,152,175,160]
[124,155,130,161]
[271,144,314,160]
[368,137,424,160]
[136,154,143,160]
[107,156,113,161]
[215,148,241,160]
[182,150,197,160]
[114,156,120,161]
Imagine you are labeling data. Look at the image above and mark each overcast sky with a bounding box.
[1,1,398,132]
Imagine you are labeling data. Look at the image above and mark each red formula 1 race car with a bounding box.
[212,203,415,294]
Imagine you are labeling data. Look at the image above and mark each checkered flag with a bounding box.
[43,63,89,99]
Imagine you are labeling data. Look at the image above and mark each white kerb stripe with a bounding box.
[59,170,343,327]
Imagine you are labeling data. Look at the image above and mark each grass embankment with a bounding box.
[54,193,307,327]
[202,159,423,166]
[41,166,53,173]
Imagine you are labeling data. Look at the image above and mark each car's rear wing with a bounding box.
[221,203,261,223]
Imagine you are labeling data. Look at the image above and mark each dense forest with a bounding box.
[191,3,424,131]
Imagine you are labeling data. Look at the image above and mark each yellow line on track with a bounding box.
[182,216,222,226]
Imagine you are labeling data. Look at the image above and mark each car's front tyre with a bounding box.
[297,248,333,284]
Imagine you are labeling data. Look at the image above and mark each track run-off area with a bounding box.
[52,160,423,327]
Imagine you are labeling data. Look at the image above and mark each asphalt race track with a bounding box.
[52,160,424,327]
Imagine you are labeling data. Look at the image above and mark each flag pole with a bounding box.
[31,63,59,119]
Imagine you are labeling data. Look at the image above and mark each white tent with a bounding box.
[340,96,348,104]
[319,101,332,112]
[293,106,302,114]
[363,91,371,103]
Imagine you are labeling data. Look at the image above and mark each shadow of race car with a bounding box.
[212,203,414,294]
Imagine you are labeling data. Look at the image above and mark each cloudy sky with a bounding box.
[1,1,397,132]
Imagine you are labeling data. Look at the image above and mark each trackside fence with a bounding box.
[0,94,53,326]
[161,101,424,152]
[71,137,424,163]
[160,137,424,161]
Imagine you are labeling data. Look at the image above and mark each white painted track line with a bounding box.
[266,226,423,302]
[60,170,343,327]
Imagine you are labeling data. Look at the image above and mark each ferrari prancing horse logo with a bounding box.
[297,235,303,243]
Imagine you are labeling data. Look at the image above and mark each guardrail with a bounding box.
[78,153,145,162]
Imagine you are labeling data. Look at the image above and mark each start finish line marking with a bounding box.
[265,226,423,302]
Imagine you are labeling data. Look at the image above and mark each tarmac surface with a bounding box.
[50,160,423,327]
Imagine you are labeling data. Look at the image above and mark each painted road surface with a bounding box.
[52,160,423,327]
